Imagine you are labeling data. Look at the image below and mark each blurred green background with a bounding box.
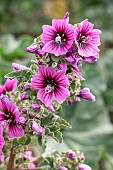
[0,0,113,170]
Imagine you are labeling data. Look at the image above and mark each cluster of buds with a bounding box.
[0,12,101,169]
[39,149,91,170]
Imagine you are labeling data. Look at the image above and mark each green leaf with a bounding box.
[37,135,43,146]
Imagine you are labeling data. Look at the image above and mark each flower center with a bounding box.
[45,84,53,93]
[78,34,91,47]
[44,79,58,93]
[1,120,8,128]
[55,33,66,45]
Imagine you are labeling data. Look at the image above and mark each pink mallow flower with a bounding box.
[31,65,70,107]
[31,121,45,135]
[79,164,91,170]
[74,19,101,57]
[41,13,74,56]
[0,95,24,139]
[79,88,95,102]
[12,63,28,71]
[0,78,18,95]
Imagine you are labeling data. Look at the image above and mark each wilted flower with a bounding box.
[82,53,99,63]
[74,19,101,57]
[0,95,24,139]
[12,63,28,71]
[42,13,74,56]
[31,65,70,107]
[79,88,95,102]
[31,121,45,135]
[79,164,91,170]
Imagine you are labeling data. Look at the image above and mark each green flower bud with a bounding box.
[4,141,12,149]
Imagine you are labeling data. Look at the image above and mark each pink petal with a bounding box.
[4,78,18,92]
[54,86,70,104]
[8,125,24,139]
[78,43,99,57]
[0,86,6,95]
[38,65,56,78]
[42,41,61,56]
[8,101,20,119]
[52,19,67,32]
[74,66,85,80]
[37,89,54,107]
[0,112,5,121]
[54,71,70,87]
[31,74,45,90]
[81,19,94,33]
[42,25,56,44]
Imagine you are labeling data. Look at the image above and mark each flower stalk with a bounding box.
[7,151,16,170]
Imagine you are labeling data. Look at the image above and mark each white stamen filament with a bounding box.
[55,35,61,44]
[1,120,8,128]
[45,84,53,93]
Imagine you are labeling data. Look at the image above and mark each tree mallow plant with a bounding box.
[0,12,101,170]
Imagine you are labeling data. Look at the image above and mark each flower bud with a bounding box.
[31,121,45,135]
[68,150,76,160]
[21,93,28,100]
[5,142,11,149]
[79,88,95,102]
[29,113,34,119]
[79,164,91,170]
[12,63,27,71]
[36,115,41,120]
[19,116,26,125]
[32,103,40,111]
[23,85,29,91]
[81,154,85,161]
[22,108,28,114]
[26,44,38,53]
[56,157,63,164]
[68,100,73,105]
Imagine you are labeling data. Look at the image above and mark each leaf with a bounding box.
[37,135,43,146]
[46,128,63,143]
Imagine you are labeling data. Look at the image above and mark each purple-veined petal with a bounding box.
[54,86,70,104]
[37,89,54,107]
[4,78,18,92]
[8,125,24,139]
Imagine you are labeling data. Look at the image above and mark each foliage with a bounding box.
[0,1,113,170]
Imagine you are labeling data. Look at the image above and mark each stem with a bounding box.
[6,151,16,170]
